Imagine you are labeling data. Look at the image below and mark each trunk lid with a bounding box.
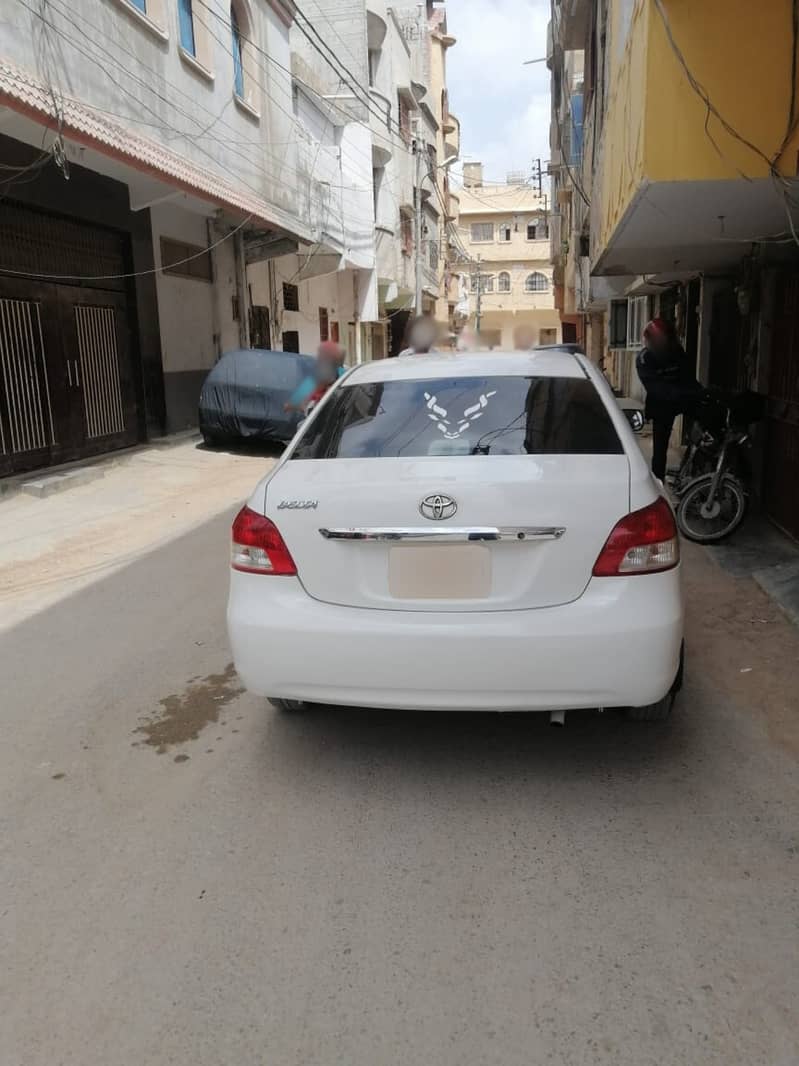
[265,454,630,611]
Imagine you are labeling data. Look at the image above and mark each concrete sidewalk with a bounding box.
[0,440,274,632]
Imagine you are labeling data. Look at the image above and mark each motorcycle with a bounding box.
[672,389,765,543]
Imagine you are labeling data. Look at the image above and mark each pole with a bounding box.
[353,271,363,364]
[534,158,543,198]
[234,227,250,349]
[475,253,482,335]
[414,131,424,315]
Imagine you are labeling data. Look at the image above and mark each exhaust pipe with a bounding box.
[550,710,566,727]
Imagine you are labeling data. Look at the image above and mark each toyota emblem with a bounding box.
[420,494,458,521]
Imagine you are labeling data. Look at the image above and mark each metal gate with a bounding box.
[764,272,799,541]
[0,298,55,462]
[0,202,139,477]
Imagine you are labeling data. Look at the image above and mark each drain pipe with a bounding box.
[550,710,566,727]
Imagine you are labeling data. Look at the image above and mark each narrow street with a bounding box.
[1,448,797,1066]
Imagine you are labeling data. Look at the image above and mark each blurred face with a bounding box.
[408,317,437,353]
[314,359,338,384]
[647,329,669,354]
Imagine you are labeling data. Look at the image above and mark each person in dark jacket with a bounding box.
[636,317,700,481]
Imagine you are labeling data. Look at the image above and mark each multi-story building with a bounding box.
[457,163,560,348]
[0,0,375,474]
[287,0,460,356]
[549,0,799,542]
[0,0,460,478]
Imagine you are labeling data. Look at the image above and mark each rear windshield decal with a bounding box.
[424,390,497,439]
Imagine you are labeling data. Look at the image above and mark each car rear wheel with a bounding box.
[626,691,675,721]
[270,698,305,713]
[626,643,683,721]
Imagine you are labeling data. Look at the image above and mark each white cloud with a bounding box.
[446,0,551,184]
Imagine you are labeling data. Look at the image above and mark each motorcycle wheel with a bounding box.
[676,474,747,543]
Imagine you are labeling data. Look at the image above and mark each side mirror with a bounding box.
[626,409,645,433]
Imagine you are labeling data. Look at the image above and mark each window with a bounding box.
[498,271,511,293]
[609,300,628,348]
[527,220,549,241]
[627,295,650,349]
[129,0,146,10]
[231,3,245,98]
[398,93,411,144]
[429,239,438,270]
[498,223,512,243]
[249,305,270,348]
[525,272,549,293]
[470,222,494,243]
[319,307,329,342]
[178,0,195,54]
[292,376,623,459]
[470,274,493,293]
[282,330,300,353]
[283,282,299,312]
[401,214,413,256]
[160,237,212,281]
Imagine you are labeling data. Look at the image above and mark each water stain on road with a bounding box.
[135,663,244,753]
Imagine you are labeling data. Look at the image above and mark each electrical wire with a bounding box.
[21,0,404,208]
[652,0,773,174]
[0,213,253,281]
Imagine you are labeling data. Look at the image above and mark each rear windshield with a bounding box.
[292,376,623,459]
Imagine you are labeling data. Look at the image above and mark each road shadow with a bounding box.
[196,439,286,460]
[257,691,700,799]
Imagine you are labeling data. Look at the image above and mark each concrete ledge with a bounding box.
[21,467,106,498]
[753,560,799,629]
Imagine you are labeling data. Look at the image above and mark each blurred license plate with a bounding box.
[388,545,491,599]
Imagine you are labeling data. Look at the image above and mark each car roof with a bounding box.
[345,350,587,383]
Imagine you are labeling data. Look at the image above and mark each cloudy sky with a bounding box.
[446,0,551,186]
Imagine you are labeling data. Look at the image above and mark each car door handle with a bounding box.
[319,526,566,543]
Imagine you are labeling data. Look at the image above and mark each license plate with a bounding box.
[388,545,491,600]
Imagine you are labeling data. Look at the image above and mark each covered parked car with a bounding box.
[228,349,684,722]
[199,348,316,446]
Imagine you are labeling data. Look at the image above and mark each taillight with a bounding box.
[231,506,297,575]
[592,497,679,577]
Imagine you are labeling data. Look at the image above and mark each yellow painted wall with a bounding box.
[645,0,799,182]
[594,0,649,257]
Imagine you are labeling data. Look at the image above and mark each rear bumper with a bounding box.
[227,570,684,712]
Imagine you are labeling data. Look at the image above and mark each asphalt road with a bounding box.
[2,510,798,1066]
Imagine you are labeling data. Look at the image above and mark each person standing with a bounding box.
[284,341,346,414]
[636,318,699,482]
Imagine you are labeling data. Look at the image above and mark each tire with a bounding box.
[270,698,305,713]
[676,473,747,543]
[626,642,683,722]
[626,692,675,721]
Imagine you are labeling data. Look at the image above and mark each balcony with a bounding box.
[446,190,460,223]
[443,111,460,160]
[366,0,387,48]
[368,88,393,165]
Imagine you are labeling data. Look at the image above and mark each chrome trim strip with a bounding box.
[319,526,566,543]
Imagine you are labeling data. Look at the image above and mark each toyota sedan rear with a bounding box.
[227,350,684,720]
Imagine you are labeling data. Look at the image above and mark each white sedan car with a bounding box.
[227,349,684,721]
